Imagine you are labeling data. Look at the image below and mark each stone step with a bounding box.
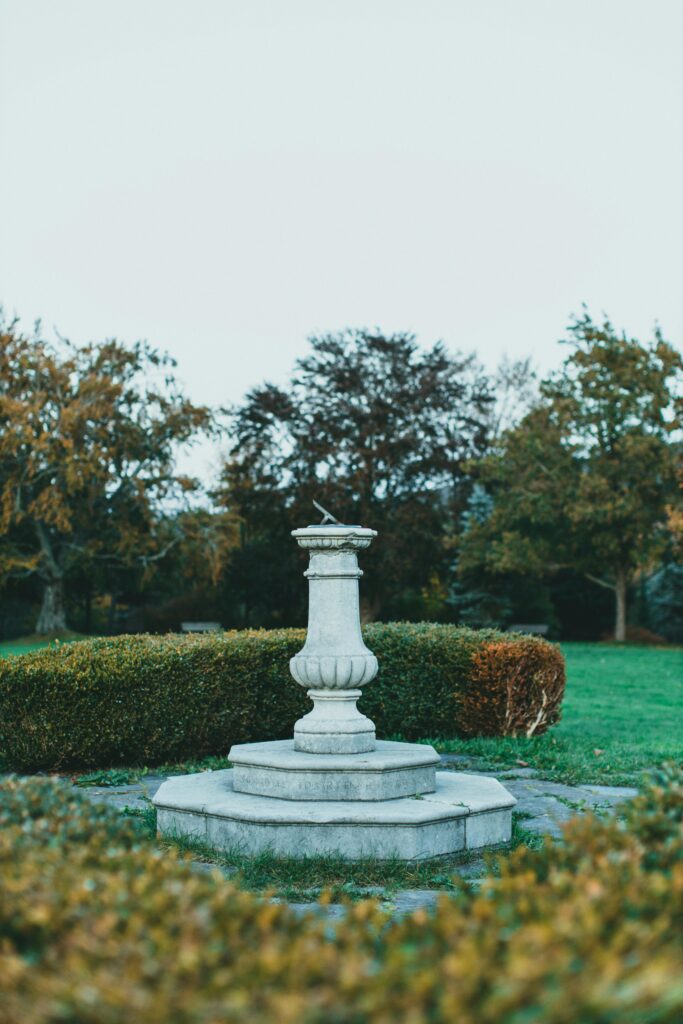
[153,769,516,860]
[229,739,440,801]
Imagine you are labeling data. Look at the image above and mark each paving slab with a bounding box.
[75,775,168,812]
[390,889,441,915]
[440,755,539,780]
[520,813,570,837]
[282,902,349,920]
[438,754,472,768]
[583,783,639,801]
[506,778,635,834]
[450,856,488,879]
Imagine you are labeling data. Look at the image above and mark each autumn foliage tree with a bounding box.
[0,317,215,634]
[459,311,682,641]
[667,462,683,558]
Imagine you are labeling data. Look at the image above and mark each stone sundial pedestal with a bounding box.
[289,524,379,755]
[154,520,515,860]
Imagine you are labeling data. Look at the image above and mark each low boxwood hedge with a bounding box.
[0,764,681,1022]
[0,623,565,772]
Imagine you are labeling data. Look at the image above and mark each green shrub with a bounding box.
[0,624,564,771]
[0,765,681,1023]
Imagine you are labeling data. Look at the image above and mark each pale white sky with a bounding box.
[1,0,682,474]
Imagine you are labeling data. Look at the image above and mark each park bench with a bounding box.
[180,622,222,633]
[506,623,550,636]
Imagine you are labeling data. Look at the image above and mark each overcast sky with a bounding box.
[1,0,682,462]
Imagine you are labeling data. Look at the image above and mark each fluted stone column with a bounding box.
[290,525,378,754]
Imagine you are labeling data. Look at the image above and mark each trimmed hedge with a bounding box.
[0,764,681,1022]
[0,624,565,772]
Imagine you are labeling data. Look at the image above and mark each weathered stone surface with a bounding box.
[292,690,377,754]
[582,783,638,802]
[498,767,539,779]
[390,889,441,915]
[290,525,379,753]
[75,775,168,812]
[283,902,349,920]
[505,778,636,817]
[520,813,567,838]
[440,755,539,780]
[150,520,512,860]
[500,777,637,838]
[153,769,515,860]
[230,739,439,801]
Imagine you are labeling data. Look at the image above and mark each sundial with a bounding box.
[312,499,341,525]
[311,499,360,528]
[154,508,515,859]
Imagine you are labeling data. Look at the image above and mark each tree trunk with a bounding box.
[614,568,627,643]
[36,578,67,635]
[107,593,118,635]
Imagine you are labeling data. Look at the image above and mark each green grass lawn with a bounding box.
[0,633,84,657]
[436,642,683,786]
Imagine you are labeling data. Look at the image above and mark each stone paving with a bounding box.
[442,759,636,837]
[75,774,168,813]
[69,758,637,917]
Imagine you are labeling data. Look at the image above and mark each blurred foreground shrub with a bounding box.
[0,624,564,771]
[0,763,681,1023]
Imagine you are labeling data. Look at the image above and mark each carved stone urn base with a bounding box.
[154,743,516,861]
[293,690,376,754]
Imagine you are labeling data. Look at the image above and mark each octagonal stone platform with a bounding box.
[230,739,441,801]
[153,769,516,860]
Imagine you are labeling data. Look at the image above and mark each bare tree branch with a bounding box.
[584,571,615,592]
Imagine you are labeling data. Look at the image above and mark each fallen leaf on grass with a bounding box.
[593,749,605,756]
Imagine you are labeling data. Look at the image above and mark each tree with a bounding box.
[488,356,538,440]
[0,316,215,633]
[644,564,683,643]
[667,461,683,557]
[221,329,494,622]
[447,483,560,632]
[459,310,682,641]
